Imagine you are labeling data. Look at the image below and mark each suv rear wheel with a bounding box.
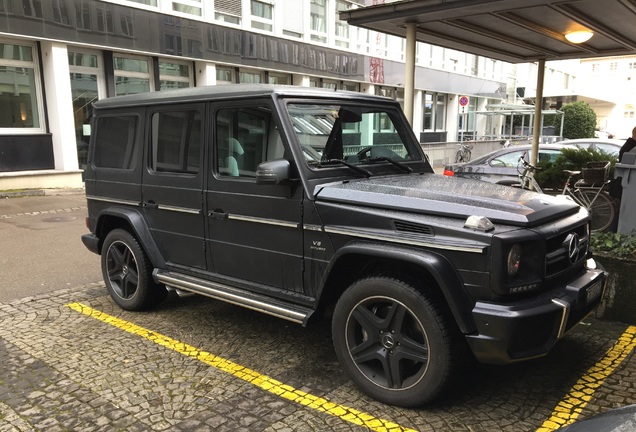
[101,229,166,310]
[332,276,455,407]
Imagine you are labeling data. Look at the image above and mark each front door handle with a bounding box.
[208,210,228,220]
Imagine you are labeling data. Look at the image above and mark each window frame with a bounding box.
[0,38,46,135]
[113,53,154,96]
[250,0,274,32]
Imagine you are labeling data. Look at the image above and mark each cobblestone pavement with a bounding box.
[1,282,636,432]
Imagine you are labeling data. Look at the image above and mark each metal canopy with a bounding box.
[340,0,636,63]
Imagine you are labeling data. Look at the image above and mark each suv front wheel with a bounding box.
[101,229,166,310]
[332,276,455,407]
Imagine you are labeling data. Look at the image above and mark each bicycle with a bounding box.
[516,158,617,232]
[516,156,543,192]
[560,164,616,232]
[455,142,473,163]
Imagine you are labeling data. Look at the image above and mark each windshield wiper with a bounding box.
[368,156,413,174]
[321,159,373,178]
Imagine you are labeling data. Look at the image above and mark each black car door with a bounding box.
[141,104,207,270]
[205,102,304,293]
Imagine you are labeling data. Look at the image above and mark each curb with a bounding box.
[0,188,84,199]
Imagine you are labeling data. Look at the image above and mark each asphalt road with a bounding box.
[0,192,102,303]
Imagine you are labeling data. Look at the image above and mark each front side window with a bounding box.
[0,41,42,132]
[150,110,201,174]
[215,106,283,178]
[286,103,421,168]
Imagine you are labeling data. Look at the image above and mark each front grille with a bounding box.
[545,224,589,278]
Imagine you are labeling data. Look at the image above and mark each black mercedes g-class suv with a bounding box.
[82,85,606,407]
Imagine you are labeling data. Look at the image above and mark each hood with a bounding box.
[314,173,582,227]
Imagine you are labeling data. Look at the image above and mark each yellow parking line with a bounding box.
[536,325,636,432]
[67,302,417,432]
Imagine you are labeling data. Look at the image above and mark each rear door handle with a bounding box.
[144,200,158,209]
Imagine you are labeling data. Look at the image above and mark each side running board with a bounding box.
[154,270,314,326]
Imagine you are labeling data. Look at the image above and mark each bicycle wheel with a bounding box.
[581,190,616,232]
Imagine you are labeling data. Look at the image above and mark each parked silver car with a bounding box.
[443,144,576,185]
[559,138,623,157]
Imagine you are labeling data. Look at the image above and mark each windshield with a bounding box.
[286,103,422,168]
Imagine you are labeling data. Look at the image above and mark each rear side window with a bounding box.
[93,115,138,169]
[150,110,202,174]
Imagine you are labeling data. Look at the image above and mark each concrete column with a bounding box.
[531,60,545,167]
[195,61,216,87]
[404,22,417,125]
[40,41,78,171]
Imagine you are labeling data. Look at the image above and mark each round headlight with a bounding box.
[507,244,522,277]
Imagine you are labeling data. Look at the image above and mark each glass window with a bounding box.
[0,42,42,131]
[216,66,234,83]
[239,70,262,83]
[151,110,201,174]
[215,12,240,24]
[310,0,327,43]
[489,150,524,167]
[114,55,152,95]
[159,60,192,90]
[172,0,202,16]
[423,93,433,130]
[69,50,103,170]
[251,0,273,32]
[435,94,446,131]
[268,73,291,85]
[93,115,138,170]
[216,106,282,177]
[122,0,158,5]
[286,103,421,165]
[335,0,351,48]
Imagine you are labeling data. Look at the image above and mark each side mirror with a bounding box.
[256,159,291,185]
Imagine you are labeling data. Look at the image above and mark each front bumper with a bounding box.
[466,265,607,364]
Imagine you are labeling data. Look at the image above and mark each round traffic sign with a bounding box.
[459,95,469,107]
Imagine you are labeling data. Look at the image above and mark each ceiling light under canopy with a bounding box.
[565,30,594,44]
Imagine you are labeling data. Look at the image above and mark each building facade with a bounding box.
[0,0,508,189]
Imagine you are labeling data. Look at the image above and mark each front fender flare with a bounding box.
[322,241,477,334]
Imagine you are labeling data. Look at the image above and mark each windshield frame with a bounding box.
[281,98,429,178]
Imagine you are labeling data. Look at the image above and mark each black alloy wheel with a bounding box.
[101,229,166,310]
[332,276,457,407]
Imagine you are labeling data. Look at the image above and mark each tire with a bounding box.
[332,276,459,407]
[455,150,464,163]
[582,191,616,232]
[101,229,167,311]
